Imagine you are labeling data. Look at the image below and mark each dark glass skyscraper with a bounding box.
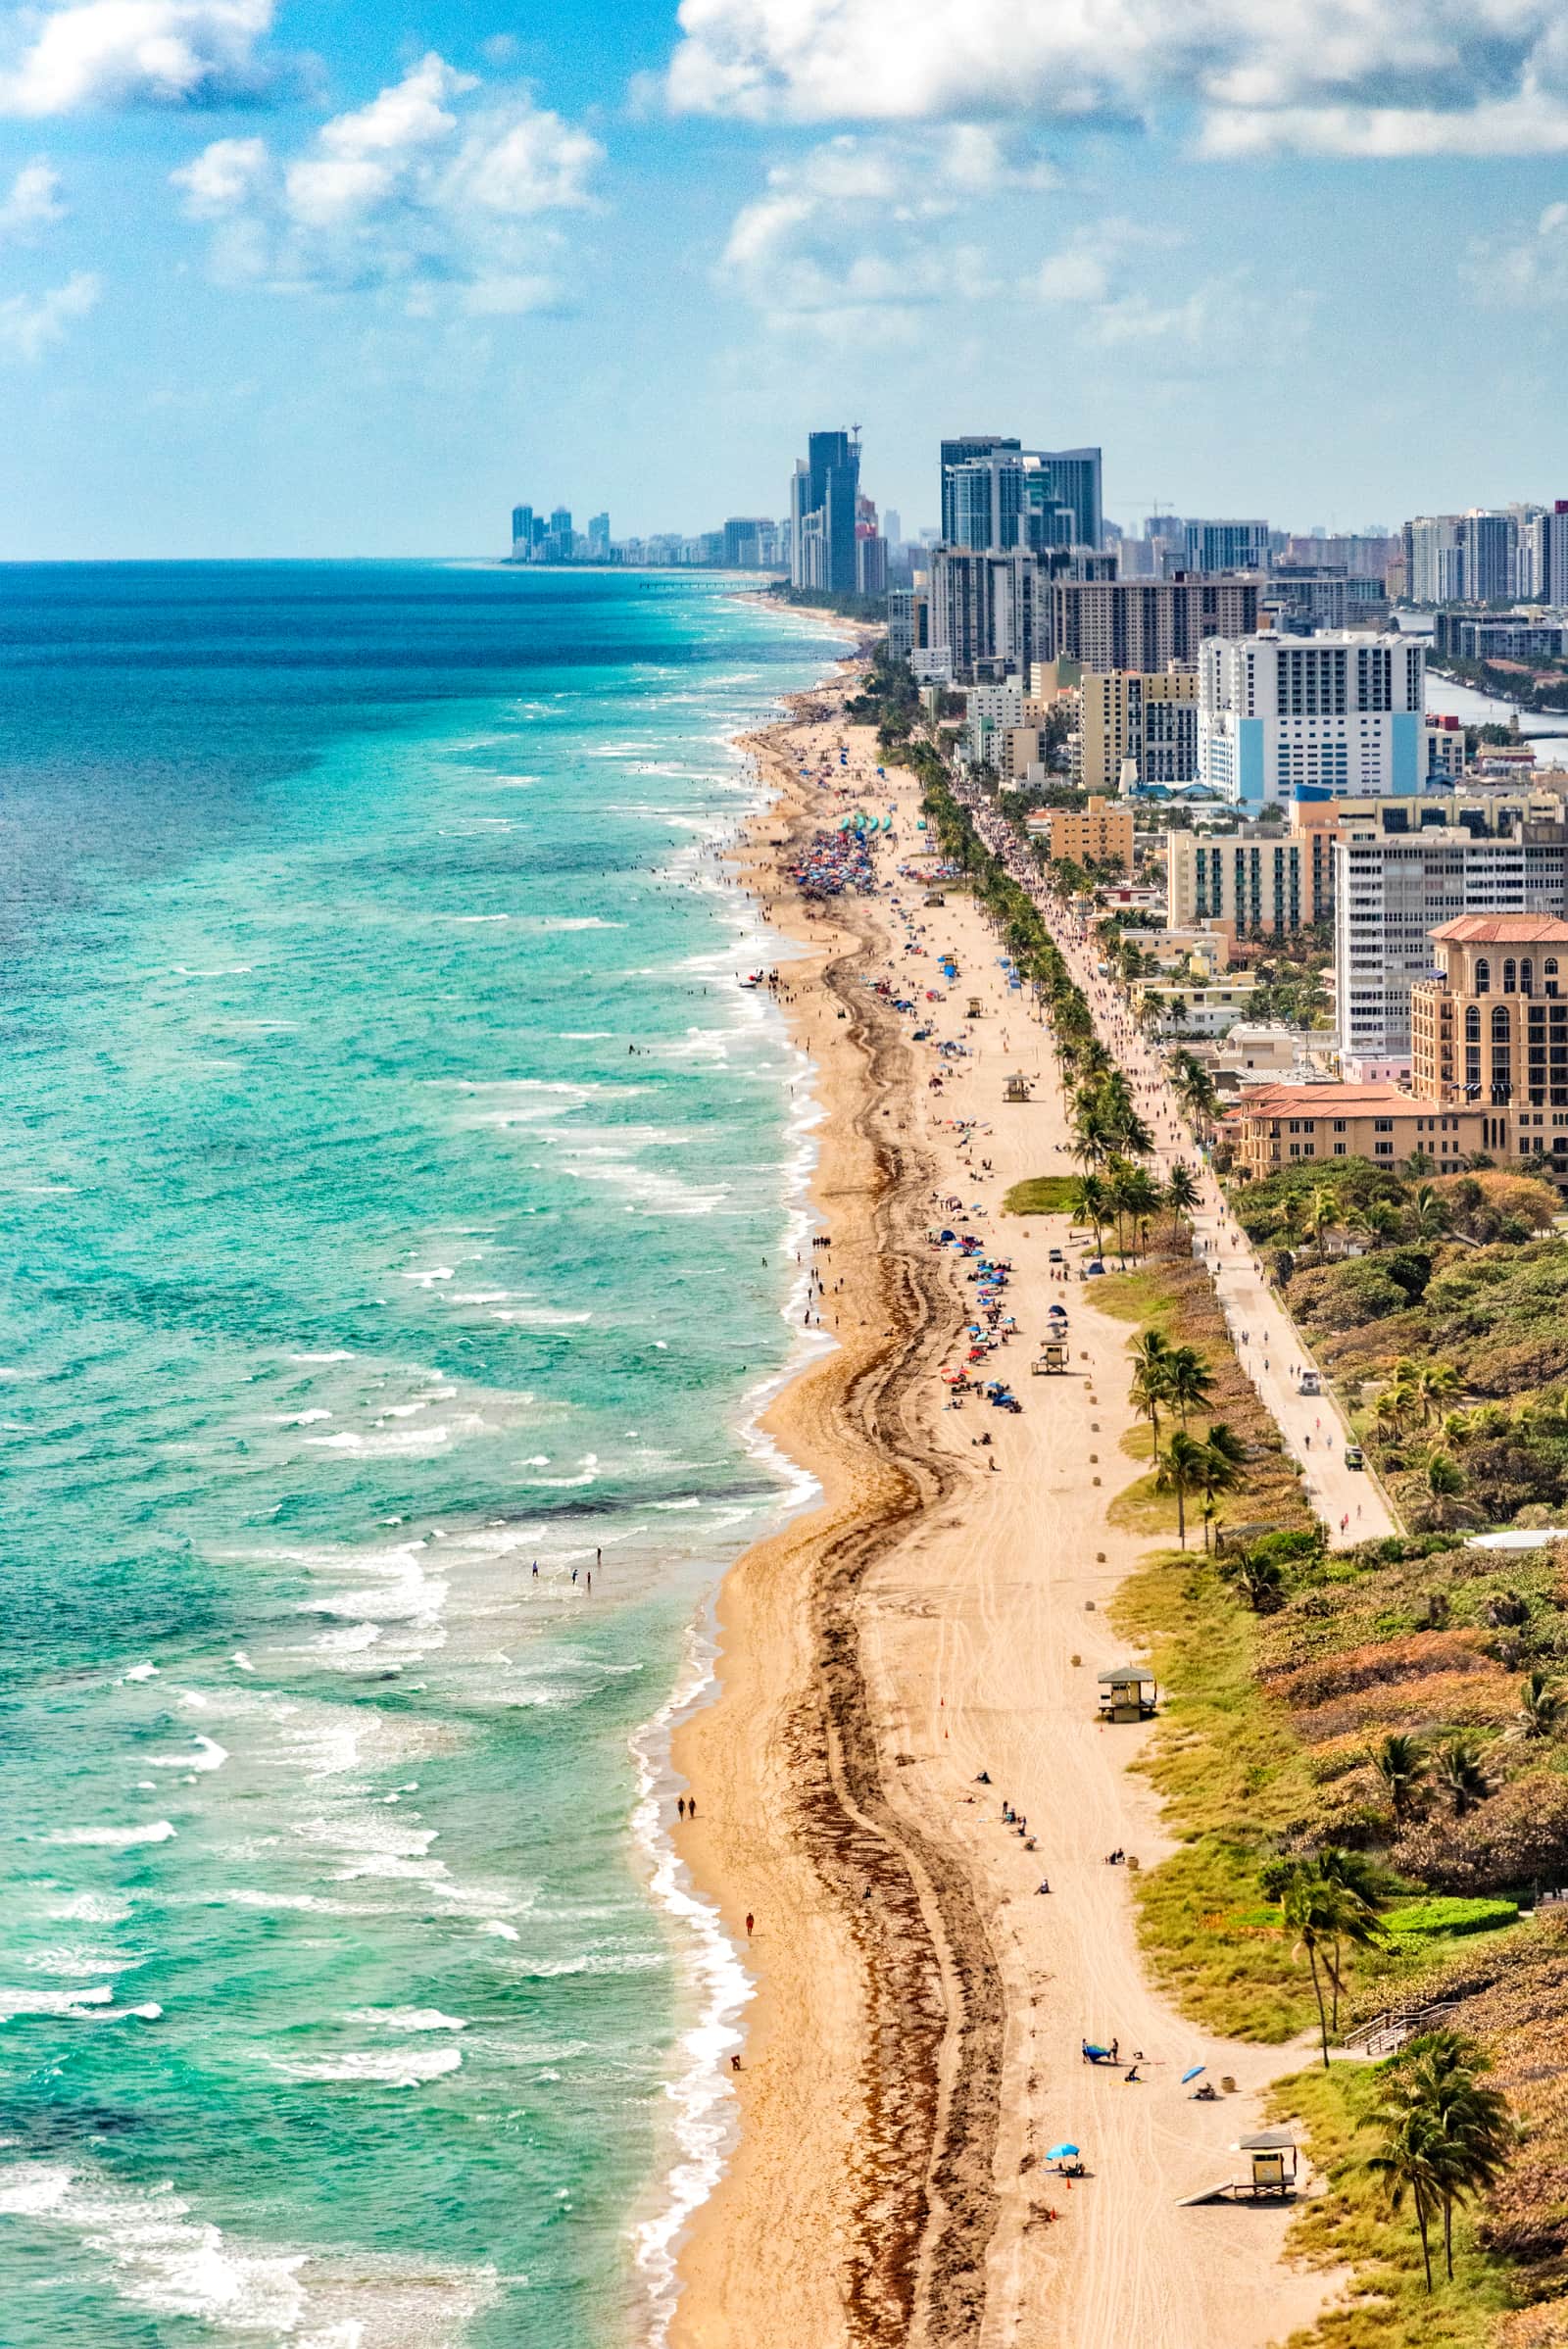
[790,430,861,593]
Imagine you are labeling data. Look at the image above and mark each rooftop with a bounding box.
[1431,913,1568,945]
[1225,1082,1446,1120]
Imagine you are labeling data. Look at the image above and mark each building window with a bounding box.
[1504,957,1518,994]
[1465,1004,1481,1042]
[1476,958,1491,993]
[1333,1143,1347,1155]
[1493,1004,1511,1043]
[1522,957,1536,997]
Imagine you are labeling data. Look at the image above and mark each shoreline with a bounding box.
[665,682,1007,2346]
[660,694,1342,2348]
[627,652,862,2344]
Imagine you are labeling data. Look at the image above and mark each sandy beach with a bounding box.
[669,681,1342,2349]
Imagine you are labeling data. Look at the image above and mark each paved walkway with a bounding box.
[964,795,1399,1549]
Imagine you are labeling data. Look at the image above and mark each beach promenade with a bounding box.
[964,795,1398,1552]
[673,697,1341,2349]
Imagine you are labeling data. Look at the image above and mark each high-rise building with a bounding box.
[940,437,1021,541]
[939,438,1102,553]
[1465,510,1518,603]
[1183,518,1269,574]
[1054,575,1260,673]
[789,431,860,593]
[511,504,533,555]
[1199,633,1425,807]
[588,512,611,556]
[928,548,1057,678]
[1077,667,1200,791]
[882,508,903,548]
[722,516,772,567]
[1338,829,1568,1074]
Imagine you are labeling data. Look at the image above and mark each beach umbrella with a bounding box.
[1181,2066,1205,2084]
[1047,2143,1080,2160]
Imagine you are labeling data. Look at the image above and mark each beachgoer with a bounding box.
[745,1912,755,1938]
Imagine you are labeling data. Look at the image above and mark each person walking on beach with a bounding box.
[678,1796,686,1821]
[745,1912,755,1939]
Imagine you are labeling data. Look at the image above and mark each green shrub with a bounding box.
[1301,1261,1408,1327]
[1385,1895,1518,1939]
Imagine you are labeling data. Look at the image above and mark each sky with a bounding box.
[2,0,1568,556]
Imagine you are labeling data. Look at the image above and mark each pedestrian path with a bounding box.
[963,794,1398,1549]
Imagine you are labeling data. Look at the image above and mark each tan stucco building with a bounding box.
[1043,796,1135,870]
[1409,912,1568,1163]
[1221,1081,1481,1178]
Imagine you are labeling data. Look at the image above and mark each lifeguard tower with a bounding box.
[1004,1074,1031,1102]
[1177,2129,1300,2206]
[1097,1665,1157,1723]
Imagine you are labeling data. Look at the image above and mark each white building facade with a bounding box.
[1199,633,1426,807]
[1335,822,1568,1073]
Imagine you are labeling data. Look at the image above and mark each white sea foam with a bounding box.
[346,2007,466,2031]
[43,1821,174,1848]
[290,1350,355,1363]
[480,1920,518,1941]
[0,1984,116,2019]
[148,1735,228,1774]
[119,1662,159,1683]
[269,2045,463,2086]
[47,1891,132,1926]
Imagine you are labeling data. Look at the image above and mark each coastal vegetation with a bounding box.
[1230,1158,1568,1531]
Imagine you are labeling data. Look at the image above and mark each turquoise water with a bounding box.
[0,564,832,2347]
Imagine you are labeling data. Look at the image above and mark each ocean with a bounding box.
[0,563,834,2348]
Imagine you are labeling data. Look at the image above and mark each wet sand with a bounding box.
[668,696,1341,2348]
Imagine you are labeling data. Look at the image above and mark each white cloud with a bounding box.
[718,126,1047,335]
[0,157,64,235]
[0,265,99,356]
[1468,199,1568,304]
[0,0,275,117]
[171,53,601,311]
[667,0,1568,159]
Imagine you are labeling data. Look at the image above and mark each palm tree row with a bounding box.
[1362,2031,1513,2291]
[1127,1327,1248,1545]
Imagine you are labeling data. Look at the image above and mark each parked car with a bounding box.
[1048,1248,1064,1264]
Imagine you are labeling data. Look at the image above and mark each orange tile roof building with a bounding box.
[1409,912,1568,1164]
[1221,1081,1481,1179]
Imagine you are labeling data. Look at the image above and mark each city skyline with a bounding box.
[3,0,1568,556]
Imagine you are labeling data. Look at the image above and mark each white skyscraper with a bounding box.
[1199,633,1426,807]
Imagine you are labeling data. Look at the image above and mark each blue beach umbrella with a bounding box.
[1181,2066,1205,2083]
[1047,2142,1080,2160]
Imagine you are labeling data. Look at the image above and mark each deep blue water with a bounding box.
[0,563,832,2348]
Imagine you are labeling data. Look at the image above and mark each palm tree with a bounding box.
[1407,1182,1452,1242]
[1315,1846,1393,2030]
[1220,1545,1286,1611]
[1363,2105,1445,2292]
[1434,1736,1491,1817]
[1372,2031,1513,2283]
[1165,1160,1200,1231]
[1305,1183,1341,1263]
[1371,1731,1428,1826]
[1275,1862,1387,2068]
[1155,1430,1212,1547]
[1419,1449,1473,1530]
[1119,1164,1164,1257]
[1163,1345,1216,1430]
[1068,1173,1108,1256]
[1354,1199,1402,1251]
[1519,1667,1567,1739]
[1411,1362,1462,1427]
[1278,1193,1308,1250]
[1128,1329,1173,1450]
[1194,1439,1243,1550]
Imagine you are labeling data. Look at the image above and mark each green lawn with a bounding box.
[1000,1174,1078,1215]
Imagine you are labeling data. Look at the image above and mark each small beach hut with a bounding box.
[1097,1665,1156,1723]
[1236,2129,1298,2196]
